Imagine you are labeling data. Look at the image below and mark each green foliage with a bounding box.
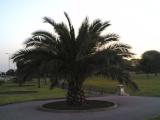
[139,50,160,74]
[11,12,136,104]
[6,69,15,76]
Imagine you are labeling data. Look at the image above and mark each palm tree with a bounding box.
[12,12,138,105]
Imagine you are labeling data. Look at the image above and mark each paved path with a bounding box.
[0,96,160,120]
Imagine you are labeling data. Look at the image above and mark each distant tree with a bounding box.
[12,12,138,105]
[0,72,5,76]
[6,69,15,76]
[139,50,160,75]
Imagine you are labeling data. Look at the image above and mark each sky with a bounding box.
[0,0,160,72]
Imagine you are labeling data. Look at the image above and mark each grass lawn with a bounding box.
[0,80,66,105]
[84,76,118,94]
[130,74,160,96]
[149,115,160,120]
[84,73,160,97]
[1,73,160,105]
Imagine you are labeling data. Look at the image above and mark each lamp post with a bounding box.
[5,52,10,70]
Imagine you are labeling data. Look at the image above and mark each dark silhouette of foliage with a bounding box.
[12,12,137,105]
[6,69,15,76]
[139,50,160,75]
[0,72,5,76]
[126,59,141,73]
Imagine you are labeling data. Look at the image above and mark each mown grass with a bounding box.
[84,73,160,97]
[0,73,160,105]
[149,115,160,120]
[130,74,160,96]
[84,76,118,94]
[0,80,66,105]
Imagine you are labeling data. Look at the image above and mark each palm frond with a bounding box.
[89,19,110,34]
[12,47,58,64]
[24,33,59,55]
[64,12,72,32]
[53,22,77,58]
[54,23,70,40]
[116,70,139,91]
[76,17,89,45]
[32,30,56,42]
[99,33,119,46]
[12,49,30,63]
[43,17,55,26]
[105,43,133,58]
[24,37,41,48]
[64,12,75,41]
[76,19,111,59]
[98,21,110,32]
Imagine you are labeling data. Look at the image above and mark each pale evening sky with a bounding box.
[0,0,160,71]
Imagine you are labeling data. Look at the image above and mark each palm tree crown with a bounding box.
[12,12,137,105]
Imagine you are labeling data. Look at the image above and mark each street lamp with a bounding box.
[5,52,10,70]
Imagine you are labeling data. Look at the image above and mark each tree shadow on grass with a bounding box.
[0,91,38,95]
[6,84,35,87]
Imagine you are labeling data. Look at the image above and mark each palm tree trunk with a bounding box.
[38,77,41,88]
[66,81,85,106]
[44,77,47,85]
[18,82,23,87]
